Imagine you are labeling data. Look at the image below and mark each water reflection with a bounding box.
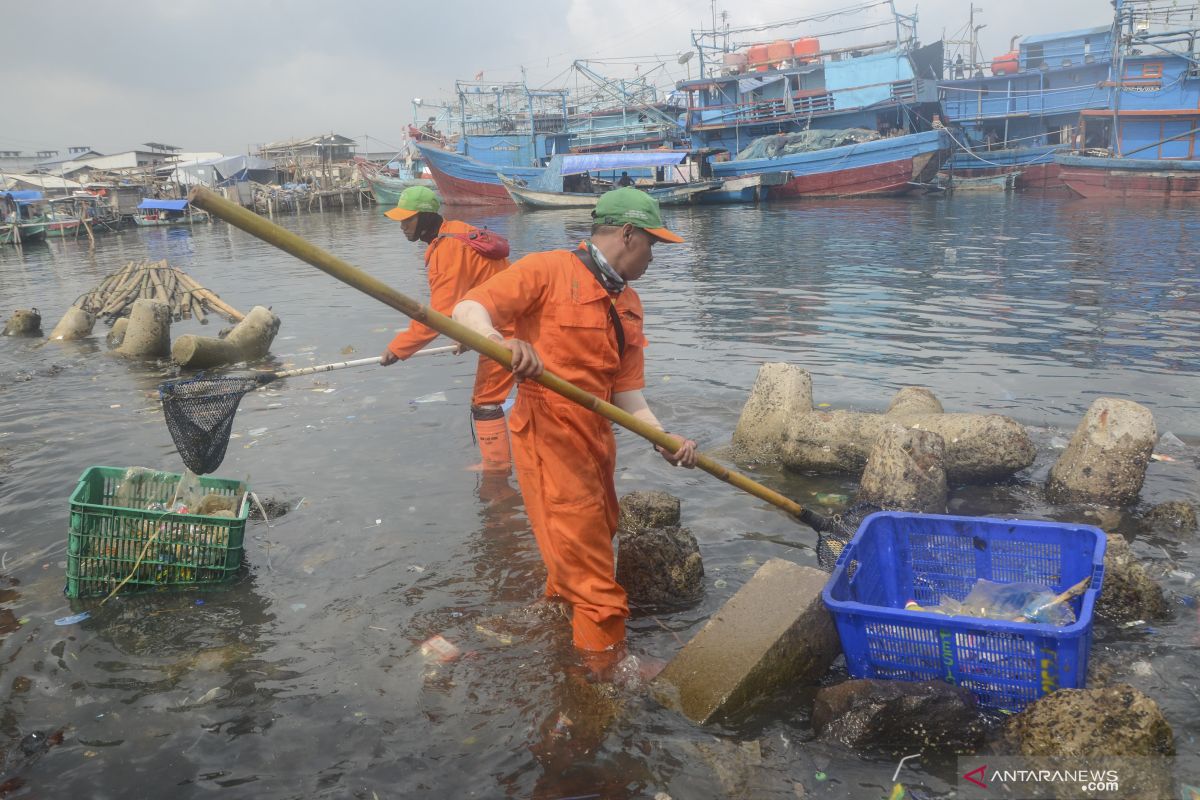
[1,198,1197,797]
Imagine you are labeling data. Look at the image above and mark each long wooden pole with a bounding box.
[188,186,833,532]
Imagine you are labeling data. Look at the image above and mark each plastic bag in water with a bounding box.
[929,579,1076,626]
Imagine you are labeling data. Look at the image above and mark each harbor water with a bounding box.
[1,195,1198,797]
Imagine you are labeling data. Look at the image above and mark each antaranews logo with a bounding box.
[963,765,987,789]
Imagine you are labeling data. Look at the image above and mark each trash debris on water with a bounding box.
[713,579,727,588]
[1049,436,1070,449]
[411,391,447,404]
[407,564,425,573]
[340,345,355,354]
[475,624,513,645]
[1150,453,1177,462]
[54,612,91,626]
[1131,661,1153,677]
[1157,431,1188,453]
[1121,619,1146,629]
[420,635,460,662]
[817,402,832,408]
[109,404,121,409]
[943,247,957,263]
[906,578,1080,625]
[248,427,268,437]
[550,712,573,740]
[814,492,848,506]
[290,603,306,612]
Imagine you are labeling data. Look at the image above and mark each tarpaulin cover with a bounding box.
[2,190,44,204]
[560,151,687,175]
[138,199,189,211]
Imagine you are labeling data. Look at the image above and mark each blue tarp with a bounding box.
[2,190,44,204]
[561,152,687,175]
[138,199,189,211]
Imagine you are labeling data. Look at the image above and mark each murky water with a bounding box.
[1,196,1198,798]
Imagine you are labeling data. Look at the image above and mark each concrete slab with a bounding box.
[651,558,840,725]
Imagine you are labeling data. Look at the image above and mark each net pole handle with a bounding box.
[266,345,457,380]
[188,186,834,534]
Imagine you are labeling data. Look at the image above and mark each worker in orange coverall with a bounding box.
[453,187,698,674]
[380,185,515,471]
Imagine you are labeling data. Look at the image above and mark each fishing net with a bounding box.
[815,501,879,573]
[160,375,262,475]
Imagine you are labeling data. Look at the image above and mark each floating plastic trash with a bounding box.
[420,634,460,662]
[55,612,91,626]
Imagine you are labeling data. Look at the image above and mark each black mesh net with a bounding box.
[160,376,260,475]
[815,501,879,573]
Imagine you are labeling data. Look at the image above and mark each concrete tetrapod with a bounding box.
[2,309,42,336]
[115,299,171,359]
[171,305,281,369]
[1047,397,1156,506]
[48,306,96,341]
[732,363,1035,483]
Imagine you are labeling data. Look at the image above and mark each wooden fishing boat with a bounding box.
[368,173,436,207]
[1,191,48,244]
[947,171,1021,192]
[0,221,47,245]
[499,175,721,209]
[133,198,208,226]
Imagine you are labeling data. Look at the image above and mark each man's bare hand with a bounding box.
[504,338,543,381]
[656,434,698,468]
[380,349,399,366]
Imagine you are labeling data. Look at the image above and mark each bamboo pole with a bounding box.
[173,271,244,322]
[188,186,835,533]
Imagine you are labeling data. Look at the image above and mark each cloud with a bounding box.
[6,0,1112,155]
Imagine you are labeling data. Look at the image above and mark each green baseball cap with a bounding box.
[591,187,683,243]
[385,185,440,221]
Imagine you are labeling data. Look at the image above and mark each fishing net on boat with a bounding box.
[160,375,263,474]
[736,128,881,161]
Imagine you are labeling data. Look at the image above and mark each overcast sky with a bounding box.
[4,0,1110,157]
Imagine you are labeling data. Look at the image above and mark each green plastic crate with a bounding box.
[66,466,249,599]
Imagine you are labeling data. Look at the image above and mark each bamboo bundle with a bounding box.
[72,260,244,323]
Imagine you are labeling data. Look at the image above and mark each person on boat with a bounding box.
[578,171,595,193]
[617,171,633,187]
[452,187,698,678]
[380,185,515,472]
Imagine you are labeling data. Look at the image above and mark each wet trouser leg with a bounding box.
[509,389,627,652]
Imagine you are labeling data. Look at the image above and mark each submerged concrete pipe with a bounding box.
[48,306,96,341]
[115,298,172,358]
[171,305,281,369]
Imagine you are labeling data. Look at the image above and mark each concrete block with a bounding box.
[652,558,839,725]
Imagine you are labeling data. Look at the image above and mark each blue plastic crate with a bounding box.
[821,512,1106,713]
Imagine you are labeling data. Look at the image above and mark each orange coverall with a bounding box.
[463,247,648,651]
[388,219,513,406]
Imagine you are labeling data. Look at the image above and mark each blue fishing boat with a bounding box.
[416,81,572,206]
[939,24,1115,190]
[676,2,950,197]
[941,0,1200,193]
[1055,1,1200,199]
